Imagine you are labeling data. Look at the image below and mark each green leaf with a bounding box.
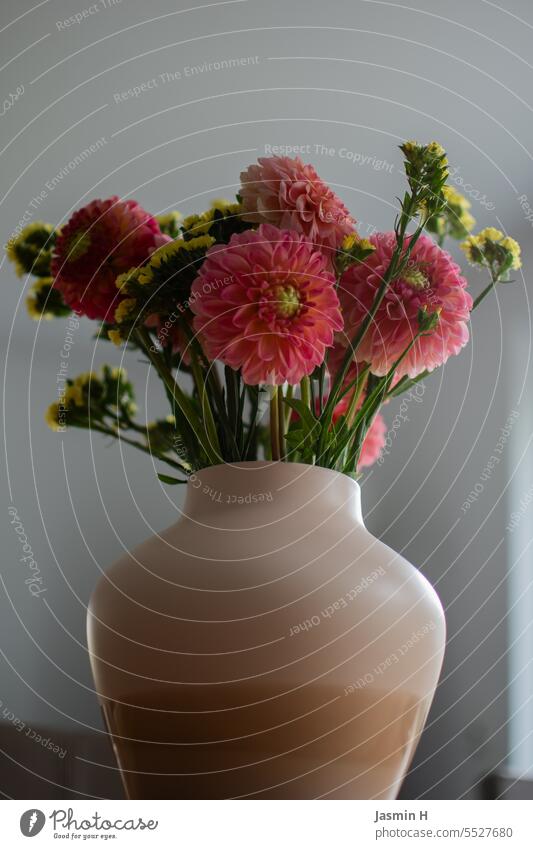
[157,473,187,485]
[284,428,307,448]
[283,398,319,437]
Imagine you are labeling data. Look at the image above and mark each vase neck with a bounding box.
[181,461,363,526]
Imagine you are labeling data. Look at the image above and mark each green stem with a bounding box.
[270,387,281,461]
[344,373,367,427]
[343,331,423,474]
[300,375,311,410]
[134,327,218,466]
[317,194,422,464]
[283,384,294,436]
[318,361,326,414]
[472,270,500,310]
[243,385,261,460]
[91,424,188,473]
[189,354,222,461]
[180,322,238,460]
[277,385,286,461]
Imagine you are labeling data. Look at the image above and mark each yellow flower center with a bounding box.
[65,228,91,262]
[402,265,430,289]
[274,284,301,318]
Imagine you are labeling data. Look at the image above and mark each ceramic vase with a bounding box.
[88,461,445,799]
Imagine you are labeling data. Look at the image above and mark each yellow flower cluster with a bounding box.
[114,297,138,324]
[45,372,99,431]
[25,276,71,320]
[442,186,476,232]
[155,211,182,237]
[336,233,375,274]
[427,141,447,162]
[461,227,522,270]
[341,233,358,252]
[6,222,55,277]
[26,278,54,320]
[182,199,243,240]
[45,367,132,431]
[425,185,476,241]
[108,328,124,346]
[45,403,64,432]
[109,233,216,343]
[402,140,448,172]
[138,235,215,285]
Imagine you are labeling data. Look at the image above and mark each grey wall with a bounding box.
[1,0,532,799]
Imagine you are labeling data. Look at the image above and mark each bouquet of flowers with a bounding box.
[7,142,521,483]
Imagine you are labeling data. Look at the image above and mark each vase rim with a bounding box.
[191,460,361,488]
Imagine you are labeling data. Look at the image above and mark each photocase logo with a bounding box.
[20,809,45,837]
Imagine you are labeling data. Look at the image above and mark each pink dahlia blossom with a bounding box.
[190,223,343,385]
[338,232,472,378]
[240,156,355,251]
[356,411,386,469]
[52,197,170,320]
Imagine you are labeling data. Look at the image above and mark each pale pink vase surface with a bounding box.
[87,461,445,800]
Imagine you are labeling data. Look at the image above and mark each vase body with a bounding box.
[88,461,445,799]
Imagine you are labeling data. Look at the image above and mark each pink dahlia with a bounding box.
[190,223,343,385]
[51,197,170,320]
[338,232,472,378]
[357,412,386,469]
[240,156,355,251]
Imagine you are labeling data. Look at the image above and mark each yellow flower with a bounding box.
[139,235,214,282]
[442,185,470,210]
[461,228,522,271]
[477,227,503,242]
[402,140,418,156]
[426,186,475,240]
[500,236,522,269]
[6,243,24,277]
[115,267,139,292]
[341,233,358,252]
[108,328,124,346]
[45,402,64,432]
[26,277,53,319]
[6,222,54,277]
[209,199,243,215]
[181,212,213,236]
[74,371,98,389]
[180,235,215,252]
[460,234,480,263]
[427,141,448,164]
[460,210,476,233]
[150,238,187,263]
[114,297,138,324]
[137,267,154,285]
[156,211,182,228]
[210,198,232,210]
[26,295,46,320]
[65,385,83,406]
[110,366,128,381]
